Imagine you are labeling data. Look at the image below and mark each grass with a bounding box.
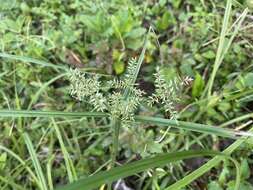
[0,144,39,185]
[206,4,249,97]
[52,119,77,182]
[166,127,253,190]
[0,52,67,71]
[0,0,253,190]
[56,150,231,190]
[23,133,48,190]
[1,109,252,139]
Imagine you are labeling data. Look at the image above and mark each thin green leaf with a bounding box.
[1,110,253,139]
[206,0,233,97]
[167,113,253,189]
[111,16,125,51]
[123,27,151,98]
[135,115,253,139]
[55,150,225,190]
[0,110,107,118]
[47,155,55,190]
[0,175,26,190]
[52,119,77,182]
[206,6,248,97]
[23,133,48,190]
[165,128,253,190]
[0,52,67,71]
[0,145,39,186]
[28,73,67,110]
[166,157,240,190]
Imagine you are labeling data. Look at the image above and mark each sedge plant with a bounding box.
[0,34,252,190]
[0,1,253,190]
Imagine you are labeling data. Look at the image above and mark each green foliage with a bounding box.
[247,0,253,9]
[208,181,223,190]
[56,150,225,190]
[1,0,253,190]
[227,181,253,190]
[156,11,176,31]
[192,72,204,98]
[241,159,250,179]
[0,153,7,170]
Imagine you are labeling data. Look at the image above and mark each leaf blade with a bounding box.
[55,150,224,190]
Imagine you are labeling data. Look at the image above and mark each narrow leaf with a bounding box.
[0,52,67,70]
[0,110,107,118]
[166,128,253,190]
[1,110,253,139]
[23,133,48,190]
[55,150,225,190]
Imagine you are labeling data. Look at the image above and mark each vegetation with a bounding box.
[0,0,253,190]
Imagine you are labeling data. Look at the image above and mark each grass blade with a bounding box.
[206,5,248,97]
[1,110,253,139]
[0,52,67,71]
[0,110,107,118]
[23,133,48,190]
[123,27,150,98]
[47,155,55,190]
[206,0,232,97]
[111,119,121,168]
[0,175,26,190]
[28,73,67,109]
[135,115,253,139]
[0,145,39,186]
[55,150,225,190]
[52,119,77,182]
[166,127,253,190]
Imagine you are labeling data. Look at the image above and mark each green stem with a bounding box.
[135,115,253,139]
[1,110,253,139]
[206,7,248,98]
[0,110,107,118]
[111,119,121,167]
[206,0,232,98]
[109,118,121,190]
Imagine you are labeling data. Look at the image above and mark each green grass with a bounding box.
[1,109,252,139]
[0,0,253,190]
[206,4,249,97]
[23,133,48,190]
[52,119,77,182]
[0,52,67,71]
[55,150,232,190]
[166,128,253,190]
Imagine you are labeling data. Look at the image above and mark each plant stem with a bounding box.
[206,5,248,98]
[135,115,253,139]
[206,0,232,98]
[1,109,253,139]
[111,119,121,167]
[109,118,121,190]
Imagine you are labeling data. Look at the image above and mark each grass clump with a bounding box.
[0,0,253,190]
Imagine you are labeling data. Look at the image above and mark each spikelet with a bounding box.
[69,68,101,101]
[109,92,138,122]
[149,67,192,119]
[124,57,138,85]
[68,58,145,123]
[90,93,107,112]
[181,76,194,86]
[69,60,192,122]
[105,79,129,90]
